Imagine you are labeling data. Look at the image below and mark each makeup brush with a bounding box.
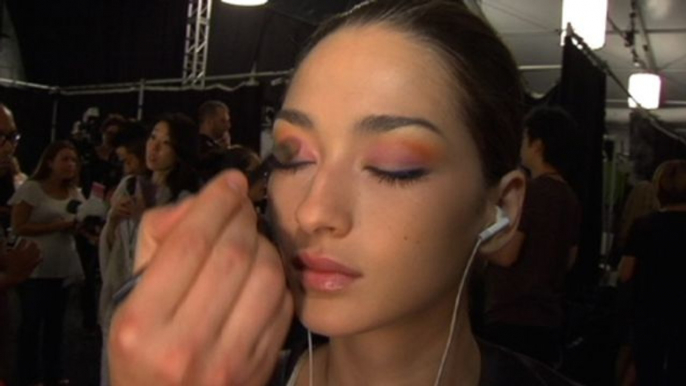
[112,140,299,307]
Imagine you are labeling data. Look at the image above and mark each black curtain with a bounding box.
[7,0,188,86]
[556,37,606,293]
[207,0,315,76]
[629,111,686,180]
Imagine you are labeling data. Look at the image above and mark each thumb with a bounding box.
[133,198,194,272]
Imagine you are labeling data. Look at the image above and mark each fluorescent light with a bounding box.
[561,0,608,50]
[221,0,268,5]
[628,73,661,109]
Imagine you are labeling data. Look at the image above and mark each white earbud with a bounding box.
[478,206,510,242]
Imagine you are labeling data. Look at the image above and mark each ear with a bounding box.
[478,169,526,255]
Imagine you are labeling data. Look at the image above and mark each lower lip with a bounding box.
[301,270,359,292]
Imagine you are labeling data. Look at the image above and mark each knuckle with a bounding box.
[176,230,215,258]
[139,209,158,229]
[215,241,253,271]
[200,366,232,386]
[154,344,193,385]
[109,310,143,355]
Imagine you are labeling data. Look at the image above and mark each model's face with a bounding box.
[269,25,489,336]
[49,148,78,180]
[146,122,177,172]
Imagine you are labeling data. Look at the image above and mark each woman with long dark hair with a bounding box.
[10,140,84,386]
[145,113,200,204]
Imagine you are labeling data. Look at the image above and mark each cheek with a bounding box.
[161,148,177,165]
[363,178,483,287]
[268,178,300,238]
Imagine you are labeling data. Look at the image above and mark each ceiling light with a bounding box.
[628,73,661,109]
[561,0,608,50]
[221,0,268,6]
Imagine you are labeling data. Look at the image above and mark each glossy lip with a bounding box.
[294,252,362,292]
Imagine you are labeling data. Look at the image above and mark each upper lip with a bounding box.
[294,252,362,277]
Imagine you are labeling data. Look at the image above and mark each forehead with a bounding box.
[153,121,170,135]
[56,147,77,158]
[285,24,458,127]
[0,107,16,133]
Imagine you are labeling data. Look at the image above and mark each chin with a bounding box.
[298,296,376,337]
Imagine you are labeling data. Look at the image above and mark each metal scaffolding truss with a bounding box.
[182,0,213,87]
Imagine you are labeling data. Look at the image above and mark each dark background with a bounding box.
[3,0,365,86]
[0,0,369,172]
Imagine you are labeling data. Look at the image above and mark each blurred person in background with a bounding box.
[620,159,686,386]
[98,120,150,386]
[198,100,231,152]
[9,140,85,386]
[146,113,200,204]
[481,106,582,367]
[0,102,40,386]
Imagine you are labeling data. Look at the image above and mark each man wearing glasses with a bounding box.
[0,103,40,386]
[0,103,21,230]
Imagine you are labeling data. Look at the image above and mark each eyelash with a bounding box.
[367,167,428,187]
[272,161,311,174]
[274,161,427,187]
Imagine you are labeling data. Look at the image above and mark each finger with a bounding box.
[115,207,131,217]
[205,239,291,377]
[204,293,293,385]
[170,193,259,344]
[242,293,294,386]
[198,281,294,386]
[133,198,194,272]
[24,242,40,260]
[14,238,29,250]
[130,171,251,321]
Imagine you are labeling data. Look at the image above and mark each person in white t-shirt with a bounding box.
[9,140,84,386]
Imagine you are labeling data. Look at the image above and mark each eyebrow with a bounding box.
[276,108,442,137]
[276,109,314,129]
[357,115,441,136]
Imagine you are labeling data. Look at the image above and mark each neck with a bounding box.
[42,176,69,192]
[152,170,169,186]
[199,125,217,141]
[312,293,481,386]
[530,162,561,180]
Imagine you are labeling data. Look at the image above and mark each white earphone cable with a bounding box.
[307,329,314,386]
[433,235,484,386]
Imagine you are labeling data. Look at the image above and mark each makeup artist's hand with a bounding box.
[109,171,294,386]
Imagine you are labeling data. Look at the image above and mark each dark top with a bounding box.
[624,210,686,325]
[271,338,581,385]
[80,146,121,197]
[0,172,15,230]
[485,175,581,328]
[199,133,220,155]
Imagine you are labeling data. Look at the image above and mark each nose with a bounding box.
[0,141,14,155]
[147,140,160,153]
[294,165,354,238]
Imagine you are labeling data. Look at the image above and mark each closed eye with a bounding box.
[272,160,313,174]
[366,167,428,187]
